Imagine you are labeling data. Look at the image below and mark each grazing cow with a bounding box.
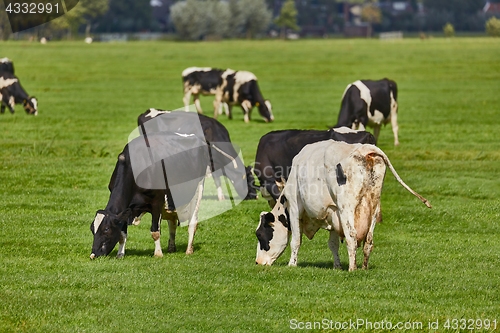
[335,79,399,145]
[254,127,376,206]
[0,71,38,115]
[90,132,207,259]
[255,140,431,270]
[137,108,257,200]
[182,67,234,115]
[221,70,273,123]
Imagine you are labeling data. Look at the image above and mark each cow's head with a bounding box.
[244,166,258,200]
[23,97,37,115]
[90,209,132,259]
[255,195,290,265]
[257,100,274,123]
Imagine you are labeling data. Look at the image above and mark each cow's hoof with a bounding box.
[167,246,176,253]
[334,264,342,270]
[153,251,164,258]
[116,253,125,259]
[185,248,194,255]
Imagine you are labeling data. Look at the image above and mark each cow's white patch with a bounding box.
[368,110,386,126]
[0,77,17,89]
[221,68,235,78]
[332,126,358,134]
[351,80,372,110]
[235,71,257,84]
[8,96,14,108]
[182,67,213,77]
[92,213,105,233]
[146,108,169,118]
[0,57,11,63]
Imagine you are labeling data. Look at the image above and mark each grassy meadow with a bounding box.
[0,38,499,332]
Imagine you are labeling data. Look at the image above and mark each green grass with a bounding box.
[0,38,499,332]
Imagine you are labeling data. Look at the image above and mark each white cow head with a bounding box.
[255,194,289,265]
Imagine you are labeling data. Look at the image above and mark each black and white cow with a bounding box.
[254,127,375,206]
[138,108,257,200]
[255,140,431,270]
[182,67,233,115]
[0,71,38,115]
[335,79,398,145]
[221,70,273,123]
[90,133,207,259]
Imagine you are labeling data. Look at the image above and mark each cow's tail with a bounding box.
[370,146,432,208]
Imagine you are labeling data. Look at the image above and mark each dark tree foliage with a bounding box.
[95,0,152,33]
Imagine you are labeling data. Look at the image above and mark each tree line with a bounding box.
[1,0,499,40]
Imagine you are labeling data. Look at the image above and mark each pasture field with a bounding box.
[0,38,499,333]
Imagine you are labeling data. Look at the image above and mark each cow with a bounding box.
[255,140,431,271]
[182,67,233,115]
[90,132,206,259]
[254,127,376,207]
[137,108,257,200]
[0,71,38,115]
[90,113,252,259]
[220,70,273,123]
[335,79,399,146]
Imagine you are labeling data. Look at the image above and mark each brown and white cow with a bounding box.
[255,140,431,271]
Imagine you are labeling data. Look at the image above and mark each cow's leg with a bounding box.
[338,210,358,271]
[186,181,204,255]
[0,103,5,114]
[193,94,203,114]
[227,104,233,120]
[241,100,252,123]
[167,216,177,253]
[373,124,381,144]
[213,92,223,119]
[390,97,399,146]
[288,204,302,267]
[362,203,379,269]
[183,91,192,112]
[222,102,229,116]
[328,230,342,269]
[116,224,128,259]
[213,175,225,201]
[151,208,163,258]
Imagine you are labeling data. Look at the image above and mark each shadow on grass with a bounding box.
[121,243,203,258]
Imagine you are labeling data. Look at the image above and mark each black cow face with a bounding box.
[257,100,274,123]
[90,209,131,259]
[244,166,258,200]
[23,97,37,115]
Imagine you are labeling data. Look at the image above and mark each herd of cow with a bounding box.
[1,59,431,270]
[88,66,432,271]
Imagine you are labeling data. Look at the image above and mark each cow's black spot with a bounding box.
[255,212,275,251]
[279,194,287,205]
[277,213,290,230]
[336,163,347,186]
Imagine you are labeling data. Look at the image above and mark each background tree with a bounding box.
[443,22,455,37]
[227,0,244,38]
[486,16,500,36]
[205,0,231,38]
[360,1,381,37]
[170,0,206,40]
[239,0,272,39]
[0,1,11,40]
[274,0,300,39]
[95,0,152,33]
